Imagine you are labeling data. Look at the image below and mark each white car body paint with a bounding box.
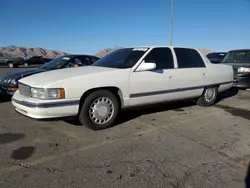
[12,46,234,119]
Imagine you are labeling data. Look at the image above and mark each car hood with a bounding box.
[221,62,250,68]
[18,66,119,87]
[2,68,47,80]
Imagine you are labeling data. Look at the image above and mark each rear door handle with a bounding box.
[169,76,175,79]
[202,73,207,76]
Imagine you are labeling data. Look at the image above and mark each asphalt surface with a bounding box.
[0,67,250,188]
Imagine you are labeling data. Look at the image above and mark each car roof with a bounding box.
[62,54,99,58]
[228,49,250,53]
[207,52,227,55]
[119,46,201,51]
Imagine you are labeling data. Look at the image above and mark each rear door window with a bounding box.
[174,48,206,68]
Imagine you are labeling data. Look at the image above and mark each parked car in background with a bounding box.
[12,46,233,130]
[22,56,53,67]
[206,52,227,64]
[0,82,5,95]
[1,54,100,96]
[221,49,250,89]
[0,54,24,68]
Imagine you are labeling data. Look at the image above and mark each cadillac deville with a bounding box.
[12,46,234,130]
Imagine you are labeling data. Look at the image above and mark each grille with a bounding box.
[232,67,239,82]
[19,83,31,97]
[233,67,238,73]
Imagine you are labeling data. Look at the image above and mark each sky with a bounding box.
[0,0,249,54]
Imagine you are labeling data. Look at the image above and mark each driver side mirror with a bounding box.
[136,60,156,72]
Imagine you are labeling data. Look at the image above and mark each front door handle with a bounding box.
[202,73,207,76]
[169,76,175,79]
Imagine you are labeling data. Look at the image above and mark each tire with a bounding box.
[78,90,120,130]
[7,62,14,68]
[196,86,218,107]
[24,62,29,67]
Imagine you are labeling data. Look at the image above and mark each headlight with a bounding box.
[238,67,250,72]
[31,87,65,99]
[47,88,65,99]
[31,88,46,99]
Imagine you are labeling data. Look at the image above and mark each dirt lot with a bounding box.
[0,67,250,188]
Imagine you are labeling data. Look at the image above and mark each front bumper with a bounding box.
[0,84,18,96]
[233,74,250,88]
[12,91,80,119]
[0,82,7,96]
[0,87,6,95]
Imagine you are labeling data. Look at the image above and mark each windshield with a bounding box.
[41,56,69,70]
[92,48,149,68]
[222,51,250,63]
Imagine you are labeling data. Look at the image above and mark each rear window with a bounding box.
[222,51,250,63]
[207,53,226,59]
[207,53,216,58]
[218,53,226,56]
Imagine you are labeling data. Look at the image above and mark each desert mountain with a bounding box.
[0,46,212,59]
[0,46,69,59]
[94,46,123,58]
[198,48,213,55]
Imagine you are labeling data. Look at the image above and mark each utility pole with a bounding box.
[169,0,174,46]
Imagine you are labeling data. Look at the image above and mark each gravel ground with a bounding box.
[0,67,250,188]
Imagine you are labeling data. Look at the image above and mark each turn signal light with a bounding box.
[7,88,19,91]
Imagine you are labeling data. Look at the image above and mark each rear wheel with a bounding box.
[78,90,120,130]
[196,86,218,106]
[7,62,14,68]
[24,62,29,67]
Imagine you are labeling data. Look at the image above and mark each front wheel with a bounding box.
[196,86,218,107]
[78,90,120,130]
[7,62,14,68]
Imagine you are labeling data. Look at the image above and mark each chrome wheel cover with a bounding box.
[89,97,114,124]
[204,88,215,102]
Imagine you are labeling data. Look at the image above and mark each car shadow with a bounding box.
[115,100,195,126]
[245,163,250,188]
[216,87,239,103]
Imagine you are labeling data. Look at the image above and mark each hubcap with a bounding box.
[89,97,114,124]
[204,88,215,102]
[9,64,13,68]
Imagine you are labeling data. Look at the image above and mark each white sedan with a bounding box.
[12,46,234,130]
